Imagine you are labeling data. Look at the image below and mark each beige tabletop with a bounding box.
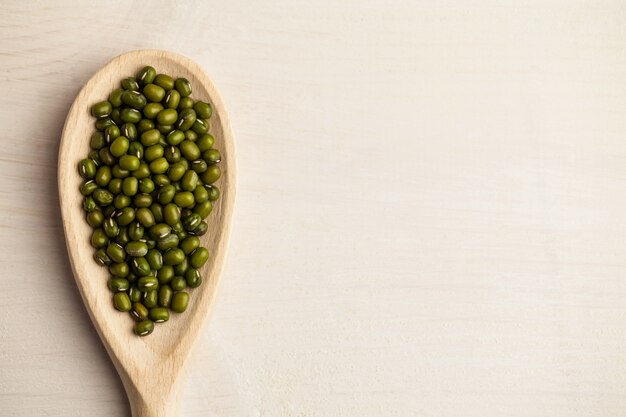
[2,1,626,416]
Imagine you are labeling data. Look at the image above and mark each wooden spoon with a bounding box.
[58,50,236,417]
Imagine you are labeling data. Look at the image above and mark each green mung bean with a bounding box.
[82,67,223,336]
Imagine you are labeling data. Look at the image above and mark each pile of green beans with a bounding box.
[79,66,221,337]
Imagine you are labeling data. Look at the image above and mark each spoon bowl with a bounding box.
[58,50,236,417]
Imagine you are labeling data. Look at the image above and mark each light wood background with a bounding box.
[2,1,626,416]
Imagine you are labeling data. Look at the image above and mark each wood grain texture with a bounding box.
[58,50,236,417]
[2,1,626,416]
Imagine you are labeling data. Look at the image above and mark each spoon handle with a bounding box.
[126,383,181,417]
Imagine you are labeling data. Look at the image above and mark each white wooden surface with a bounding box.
[2,1,626,416]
